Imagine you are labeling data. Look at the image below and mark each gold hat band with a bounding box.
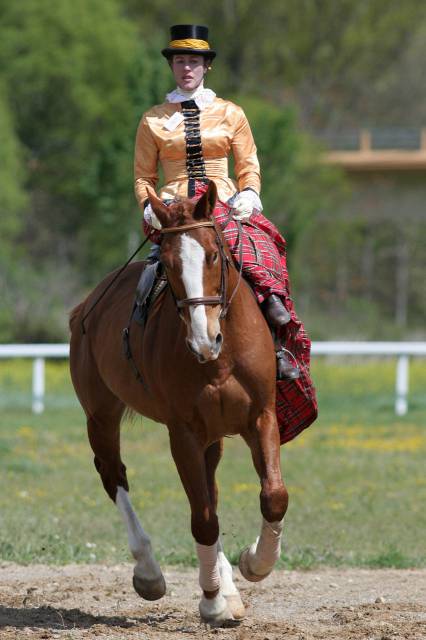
[169,38,210,50]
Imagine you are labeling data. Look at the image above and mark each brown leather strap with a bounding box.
[161,221,215,234]
[220,220,243,318]
[177,295,222,308]
[159,217,242,317]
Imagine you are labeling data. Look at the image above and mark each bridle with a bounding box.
[160,219,242,319]
[121,217,242,387]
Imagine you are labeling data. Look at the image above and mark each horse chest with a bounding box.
[195,379,252,436]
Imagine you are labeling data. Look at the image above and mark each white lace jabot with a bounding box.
[166,83,216,111]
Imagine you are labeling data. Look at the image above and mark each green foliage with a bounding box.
[231,96,347,250]
[123,0,426,125]
[0,86,27,241]
[0,0,170,340]
[0,0,425,339]
[0,0,139,273]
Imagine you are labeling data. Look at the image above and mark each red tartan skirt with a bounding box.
[144,182,318,444]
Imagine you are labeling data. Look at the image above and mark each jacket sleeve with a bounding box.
[134,113,159,211]
[231,107,261,194]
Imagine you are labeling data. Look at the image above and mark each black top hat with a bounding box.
[161,25,216,59]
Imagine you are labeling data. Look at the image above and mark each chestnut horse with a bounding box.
[69,181,288,625]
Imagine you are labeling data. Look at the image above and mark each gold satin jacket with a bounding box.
[134,97,261,208]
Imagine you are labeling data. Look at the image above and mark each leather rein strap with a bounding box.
[160,219,241,318]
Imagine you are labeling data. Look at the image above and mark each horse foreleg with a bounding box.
[239,409,288,582]
[169,429,233,625]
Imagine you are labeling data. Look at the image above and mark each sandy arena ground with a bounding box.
[0,563,425,639]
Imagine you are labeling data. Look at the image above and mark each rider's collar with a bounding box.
[166,82,216,110]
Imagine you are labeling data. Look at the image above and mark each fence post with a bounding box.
[32,357,45,414]
[395,355,409,416]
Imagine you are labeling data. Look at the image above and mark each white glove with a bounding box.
[143,202,162,230]
[231,190,263,220]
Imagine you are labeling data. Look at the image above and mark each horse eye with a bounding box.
[212,252,219,264]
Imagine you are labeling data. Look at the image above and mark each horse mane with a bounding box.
[69,301,85,332]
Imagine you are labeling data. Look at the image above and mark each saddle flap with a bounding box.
[136,262,160,308]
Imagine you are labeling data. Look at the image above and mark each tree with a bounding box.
[234,96,346,251]
[0,0,170,339]
[122,0,426,127]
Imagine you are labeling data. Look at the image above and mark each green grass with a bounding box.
[0,358,425,568]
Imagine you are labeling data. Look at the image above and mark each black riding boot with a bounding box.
[262,294,300,381]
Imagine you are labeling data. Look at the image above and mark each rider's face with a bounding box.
[171,54,207,92]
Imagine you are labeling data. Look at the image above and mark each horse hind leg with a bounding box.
[87,407,165,600]
[115,486,166,600]
[73,343,166,601]
[217,539,245,620]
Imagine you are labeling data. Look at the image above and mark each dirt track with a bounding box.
[0,563,425,639]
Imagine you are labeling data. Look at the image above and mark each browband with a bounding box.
[160,221,215,234]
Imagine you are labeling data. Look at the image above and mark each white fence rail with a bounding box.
[0,342,425,416]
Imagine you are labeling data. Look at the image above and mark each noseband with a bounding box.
[160,220,241,319]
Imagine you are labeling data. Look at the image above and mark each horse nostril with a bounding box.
[186,338,196,355]
[215,333,223,347]
[186,338,207,363]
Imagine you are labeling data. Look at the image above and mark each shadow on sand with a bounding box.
[0,605,173,631]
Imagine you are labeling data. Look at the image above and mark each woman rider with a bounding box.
[134,24,300,380]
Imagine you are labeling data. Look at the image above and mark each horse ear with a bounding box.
[193,181,217,220]
[147,187,170,226]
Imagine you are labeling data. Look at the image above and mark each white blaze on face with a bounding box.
[179,233,210,351]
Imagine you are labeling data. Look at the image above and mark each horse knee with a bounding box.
[191,511,219,546]
[260,484,288,522]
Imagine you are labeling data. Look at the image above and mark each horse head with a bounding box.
[147,181,226,363]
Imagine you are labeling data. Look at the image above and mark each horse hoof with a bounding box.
[132,574,166,600]
[239,545,272,583]
[199,593,236,627]
[224,593,246,620]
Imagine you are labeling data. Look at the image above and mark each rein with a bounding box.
[160,219,242,319]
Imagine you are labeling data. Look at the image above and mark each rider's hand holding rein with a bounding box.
[231,188,263,221]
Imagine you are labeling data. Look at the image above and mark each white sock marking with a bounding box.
[217,539,238,596]
[116,487,162,580]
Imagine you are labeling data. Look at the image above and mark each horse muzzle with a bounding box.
[186,332,223,363]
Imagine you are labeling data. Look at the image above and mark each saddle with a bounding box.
[132,261,167,326]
